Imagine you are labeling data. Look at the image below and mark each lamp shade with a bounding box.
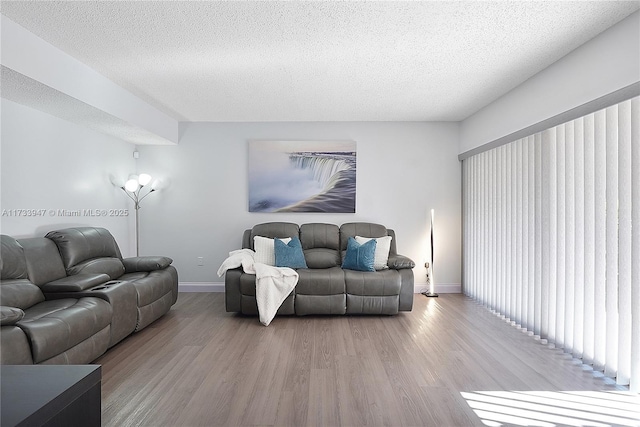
[124,179,139,192]
[138,173,152,186]
[110,175,125,188]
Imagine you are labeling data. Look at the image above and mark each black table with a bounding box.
[1,365,101,427]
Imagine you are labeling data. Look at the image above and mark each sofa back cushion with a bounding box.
[45,227,123,270]
[0,235,28,280]
[0,235,45,309]
[249,222,299,250]
[340,222,395,260]
[67,257,125,280]
[0,279,45,310]
[300,223,340,268]
[339,223,389,252]
[248,223,299,266]
[18,237,67,285]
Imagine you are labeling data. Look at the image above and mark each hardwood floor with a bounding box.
[96,293,634,427]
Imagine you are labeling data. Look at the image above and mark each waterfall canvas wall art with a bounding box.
[248,140,356,213]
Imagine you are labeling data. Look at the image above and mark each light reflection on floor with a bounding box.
[461,390,640,427]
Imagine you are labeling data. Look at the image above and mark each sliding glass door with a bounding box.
[462,96,639,391]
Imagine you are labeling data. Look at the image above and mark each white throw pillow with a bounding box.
[355,235,392,270]
[253,236,292,266]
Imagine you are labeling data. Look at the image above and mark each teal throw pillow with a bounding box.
[342,237,376,272]
[274,237,308,269]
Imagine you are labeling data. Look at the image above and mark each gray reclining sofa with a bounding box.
[225,222,415,316]
[1,227,178,365]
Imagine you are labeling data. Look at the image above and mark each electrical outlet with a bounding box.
[197,257,204,266]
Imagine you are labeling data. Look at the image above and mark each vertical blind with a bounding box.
[462,96,640,391]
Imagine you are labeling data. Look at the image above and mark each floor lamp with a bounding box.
[119,174,158,256]
[422,209,438,297]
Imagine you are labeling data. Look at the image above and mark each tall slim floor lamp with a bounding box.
[422,209,439,297]
[119,173,158,256]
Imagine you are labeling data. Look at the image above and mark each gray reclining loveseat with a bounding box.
[225,222,415,316]
[1,227,178,365]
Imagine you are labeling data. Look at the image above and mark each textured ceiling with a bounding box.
[1,1,639,122]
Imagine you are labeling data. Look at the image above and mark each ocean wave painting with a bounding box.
[249,140,356,213]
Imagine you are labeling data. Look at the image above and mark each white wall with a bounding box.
[0,99,136,254]
[459,10,640,155]
[136,121,462,291]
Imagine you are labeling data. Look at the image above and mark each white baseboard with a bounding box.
[179,282,461,294]
[414,283,461,294]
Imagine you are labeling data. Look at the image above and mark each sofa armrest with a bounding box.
[225,268,243,312]
[41,273,110,293]
[122,256,173,273]
[1,306,25,326]
[387,254,415,270]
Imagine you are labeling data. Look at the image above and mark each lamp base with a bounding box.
[421,291,439,297]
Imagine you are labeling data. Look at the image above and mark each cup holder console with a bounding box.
[92,280,124,291]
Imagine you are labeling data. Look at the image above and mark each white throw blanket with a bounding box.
[218,249,299,326]
[217,249,257,275]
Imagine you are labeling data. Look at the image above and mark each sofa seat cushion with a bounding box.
[40,326,110,365]
[344,269,401,296]
[0,279,45,310]
[296,267,345,295]
[17,297,112,363]
[238,267,347,297]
